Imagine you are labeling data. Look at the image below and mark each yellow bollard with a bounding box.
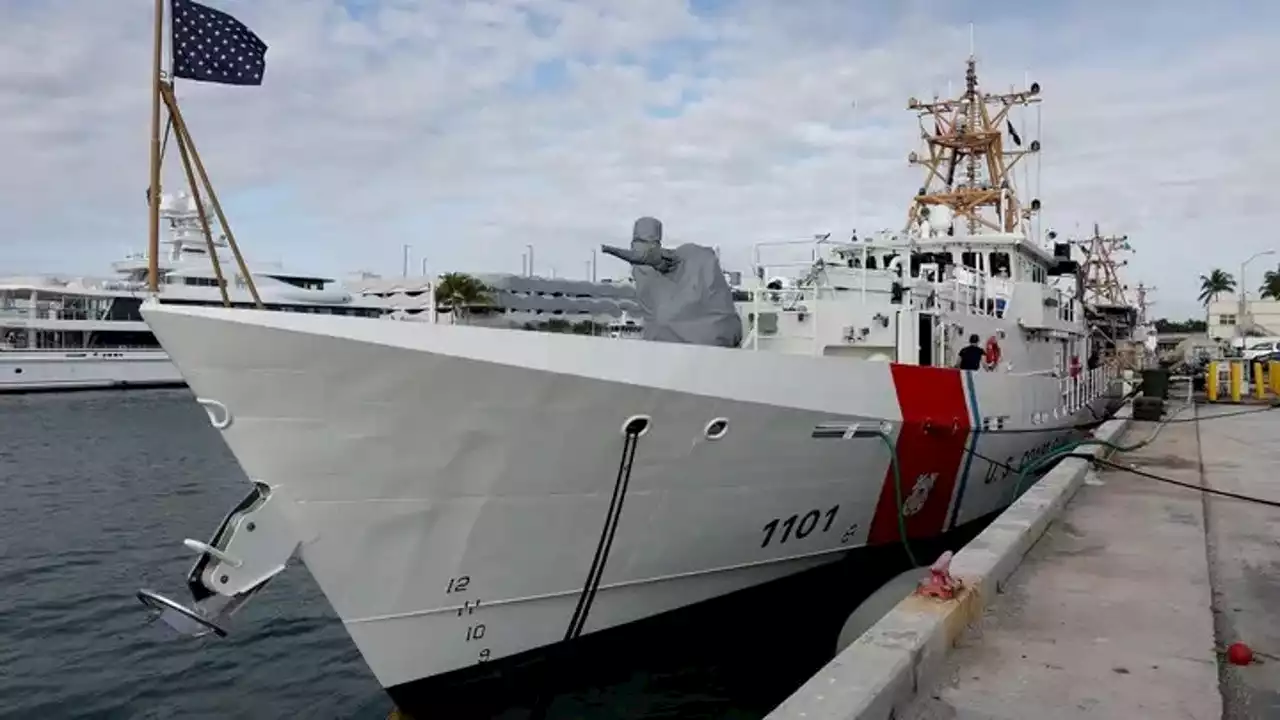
[1271,361,1280,396]
[1230,361,1243,403]
[1207,362,1220,402]
[1255,361,1268,400]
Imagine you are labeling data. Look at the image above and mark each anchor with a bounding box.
[137,480,299,638]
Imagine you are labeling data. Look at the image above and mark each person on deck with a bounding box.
[957,334,985,371]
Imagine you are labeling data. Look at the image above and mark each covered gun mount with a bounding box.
[601,216,743,348]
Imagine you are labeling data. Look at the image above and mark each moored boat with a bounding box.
[137,49,1126,717]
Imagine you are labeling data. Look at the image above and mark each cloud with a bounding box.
[1,0,1276,317]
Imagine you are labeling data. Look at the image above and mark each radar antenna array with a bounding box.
[1072,223,1134,309]
[905,54,1042,235]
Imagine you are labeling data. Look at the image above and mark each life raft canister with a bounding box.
[983,336,1002,370]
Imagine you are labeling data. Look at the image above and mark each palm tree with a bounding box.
[1259,266,1280,300]
[434,272,492,324]
[1197,269,1236,306]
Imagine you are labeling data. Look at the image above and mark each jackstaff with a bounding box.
[145,0,267,305]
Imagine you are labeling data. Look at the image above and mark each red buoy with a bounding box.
[1227,642,1254,666]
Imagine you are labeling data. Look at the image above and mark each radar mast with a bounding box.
[905,53,1042,236]
[1073,223,1134,309]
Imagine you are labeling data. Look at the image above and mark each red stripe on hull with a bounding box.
[867,365,973,545]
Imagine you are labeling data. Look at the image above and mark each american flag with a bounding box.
[171,0,268,86]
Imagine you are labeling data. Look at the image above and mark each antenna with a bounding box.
[849,98,860,222]
[1070,223,1134,308]
[905,51,1043,236]
[1134,283,1157,325]
[1021,70,1033,241]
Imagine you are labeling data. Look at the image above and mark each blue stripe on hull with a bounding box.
[948,371,983,531]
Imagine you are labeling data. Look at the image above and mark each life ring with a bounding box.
[1068,355,1081,378]
[982,336,1001,370]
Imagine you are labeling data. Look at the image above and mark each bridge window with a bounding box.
[990,252,1011,277]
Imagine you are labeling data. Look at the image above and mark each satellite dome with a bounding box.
[927,205,953,232]
[161,190,196,213]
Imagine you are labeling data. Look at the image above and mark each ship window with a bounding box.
[913,252,950,280]
[990,252,1011,277]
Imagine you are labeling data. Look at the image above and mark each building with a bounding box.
[1153,331,1218,365]
[1206,297,1280,341]
[345,271,644,334]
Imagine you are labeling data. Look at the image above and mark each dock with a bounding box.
[767,401,1280,719]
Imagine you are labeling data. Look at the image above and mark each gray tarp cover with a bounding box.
[602,217,744,348]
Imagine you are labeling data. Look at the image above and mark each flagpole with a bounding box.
[147,0,165,293]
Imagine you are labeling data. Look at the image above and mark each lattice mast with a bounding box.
[905,54,1042,236]
[1073,223,1134,308]
[1134,282,1155,325]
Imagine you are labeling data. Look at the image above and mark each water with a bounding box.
[0,389,959,719]
[1,390,386,719]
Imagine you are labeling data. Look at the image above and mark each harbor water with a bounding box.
[1,389,967,719]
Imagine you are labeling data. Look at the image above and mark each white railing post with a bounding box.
[752,287,760,351]
[860,244,868,305]
[811,288,820,356]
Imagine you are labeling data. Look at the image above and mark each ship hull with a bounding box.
[0,350,184,393]
[140,305,1117,703]
[385,511,1001,718]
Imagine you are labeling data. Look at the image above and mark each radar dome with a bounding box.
[161,190,196,213]
[927,205,953,232]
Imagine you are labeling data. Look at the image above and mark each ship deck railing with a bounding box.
[0,346,166,354]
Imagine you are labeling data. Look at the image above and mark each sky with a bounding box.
[1,0,1276,320]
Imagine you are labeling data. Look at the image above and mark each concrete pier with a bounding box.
[768,404,1280,720]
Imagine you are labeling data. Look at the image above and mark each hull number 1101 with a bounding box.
[761,506,839,548]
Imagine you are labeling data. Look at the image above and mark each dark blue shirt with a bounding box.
[958,345,985,371]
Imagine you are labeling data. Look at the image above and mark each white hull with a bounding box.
[0,350,183,392]
[142,304,1116,693]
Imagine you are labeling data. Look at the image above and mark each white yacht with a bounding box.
[137,58,1125,717]
[0,192,386,392]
